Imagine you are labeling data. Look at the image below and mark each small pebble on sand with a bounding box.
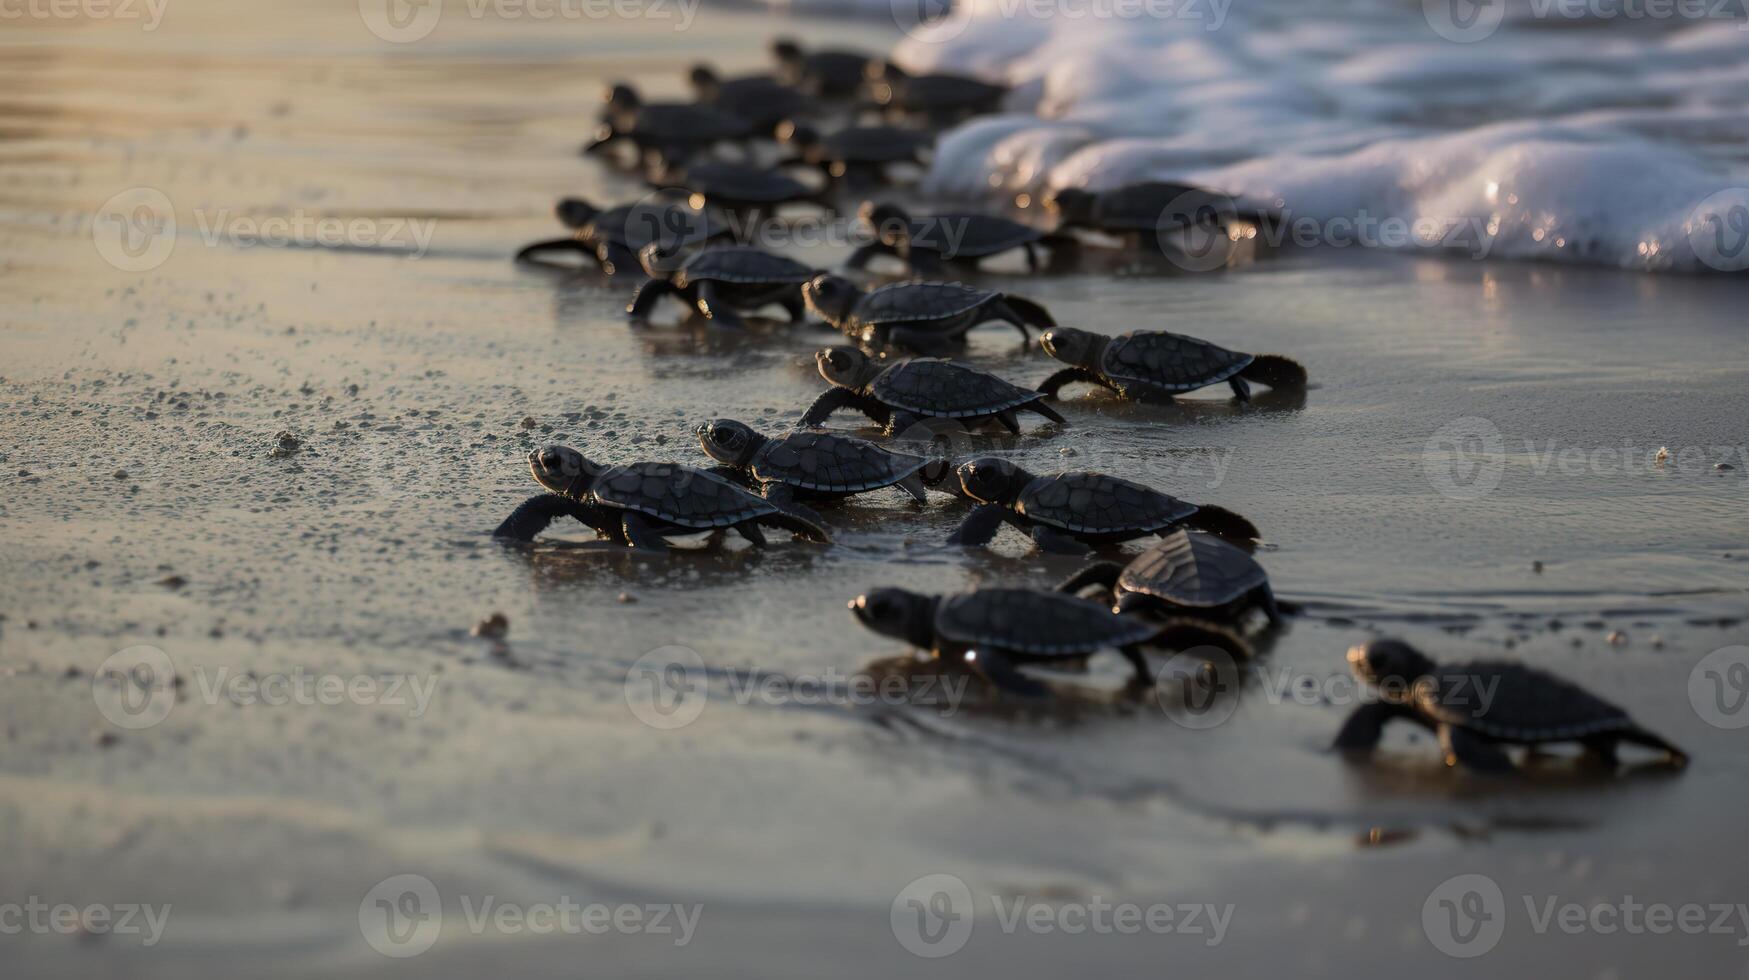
[158,574,188,589]
[617,592,637,604]
[268,431,302,458]
[519,416,537,429]
[1532,560,1543,573]
[471,612,509,639]
[1607,630,1627,645]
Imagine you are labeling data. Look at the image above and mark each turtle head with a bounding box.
[849,588,937,648]
[771,37,804,68]
[695,419,765,468]
[555,197,599,229]
[774,119,820,149]
[604,82,641,112]
[1347,639,1436,702]
[1043,187,1096,228]
[638,241,687,278]
[1038,326,1104,369]
[688,63,721,97]
[528,445,602,498]
[802,274,859,327]
[866,59,908,83]
[858,201,912,250]
[956,457,1028,505]
[815,346,880,390]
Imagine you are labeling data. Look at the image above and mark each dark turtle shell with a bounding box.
[1017,472,1198,535]
[1119,530,1267,607]
[887,74,1005,112]
[686,162,814,204]
[588,202,728,252]
[935,588,1158,656]
[710,80,815,129]
[625,104,753,143]
[851,281,995,328]
[819,127,929,164]
[797,50,869,93]
[1412,661,1639,742]
[1083,181,1231,232]
[1102,331,1253,393]
[753,430,930,493]
[675,246,814,287]
[589,462,777,528]
[869,359,1044,418]
[906,214,1041,259]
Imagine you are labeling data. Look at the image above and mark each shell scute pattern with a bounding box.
[592,462,771,526]
[680,247,813,286]
[755,431,924,492]
[1019,473,1197,534]
[1103,332,1252,392]
[1414,661,1634,740]
[910,215,1038,258]
[854,281,993,326]
[871,360,1040,417]
[934,589,1156,655]
[1120,531,1267,605]
[594,204,722,252]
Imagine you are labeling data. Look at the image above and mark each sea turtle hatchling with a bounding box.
[1042,180,1281,253]
[1039,327,1307,403]
[1058,530,1285,627]
[801,347,1066,435]
[948,458,1260,553]
[865,62,1007,126]
[688,65,818,132]
[802,275,1055,355]
[1333,639,1689,772]
[849,202,1062,274]
[776,123,932,188]
[849,587,1242,697]
[771,37,874,100]
[587,83,756,168]
[664,161,829,223]
[492,445,829,553]
[627,245,815,329]
[696,419,948,525]
[513,197,730,275]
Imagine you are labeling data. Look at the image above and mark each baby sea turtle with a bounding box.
[1334,639,1689,772]
[1043,181,1278,252]
[777,123,931,188]
[1059,530,1284,626]
[689,65,817,131]
[866,62,1007,126]
[948,458,1260,553]
[802,347,1066,435]
[772,37,873,100]
[802,275,1055,355]
[588,83,755,168]
[850,587,1161,696]
[666,161,828,223]
[513,197,730,275]
[850,202,1057,274]
[627,245,815,329]
[1038,327,1307,402]
[696,419,947,524]
[492,446,829,552]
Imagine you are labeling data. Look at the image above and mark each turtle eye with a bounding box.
[712,426,733,443]
[539,450,558,468]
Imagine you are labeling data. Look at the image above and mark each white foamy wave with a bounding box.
[893,0,1749,272]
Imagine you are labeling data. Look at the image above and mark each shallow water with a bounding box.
[3,2,1749,978]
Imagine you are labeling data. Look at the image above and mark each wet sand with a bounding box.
[3,2,1748,977]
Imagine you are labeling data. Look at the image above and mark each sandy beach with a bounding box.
[3,1,1748,977]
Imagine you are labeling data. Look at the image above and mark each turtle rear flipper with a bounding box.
[757,509,831,544]
[1181,504,1259,545]
[1439,723,1515,773]
[1237,354,1308,390]
[999,294,1055,329]
[1332,702,1409,755]
[1611,727,1689,767]
[1025,399,1067,426]
[515,237,598,265]
[967,648,1050,699]
[1056,561,1124,597]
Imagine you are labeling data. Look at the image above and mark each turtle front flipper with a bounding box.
[515,237,598,265]
[1036,367,1099,398]
[1056,561,1125,597]
[620,513,673,553]
[894,472,929,506]
[1180,504,1260,546]
[1227,375,1252,402]
[801,388,876,427]
[1439,723,1515,773]
[1030,524,1088,555]
[598,241,641,278]
[1332,702,1406,755]
[844,243,887,271]
[755,508,832,544]
[492,494,599,541]
[694,281,748,329]
[627,278,681,323]
[1000,294,1056,330]
[966,648,1050,699]
[761,484,829,530]
[946,503,1009,547]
